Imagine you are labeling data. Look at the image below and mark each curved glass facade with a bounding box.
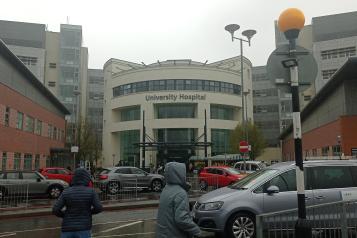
[121,106,141,121]
[113,79,241,97]
[120,130,140,166]
[211,129,232,156]
[210,104,234,120]
[156,104,196,119]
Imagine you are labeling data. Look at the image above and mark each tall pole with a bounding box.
[204,109,208,166]
[142,110,146,169]
[240,39,246,141]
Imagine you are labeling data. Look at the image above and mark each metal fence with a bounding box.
[256,199,357,238]
[0,183,29,210]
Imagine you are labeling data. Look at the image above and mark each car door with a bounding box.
[259,169,314,214]
[57,169,72,184]
[310,166,355,205]
[4,172,22,196]
[115,168,135,189]
[215,168,229,187]
[22,172,48,195]
[131,168,148,188]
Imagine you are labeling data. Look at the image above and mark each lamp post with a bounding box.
[278,8,312,237]
[72,90,80,169]
[224,24,256,145]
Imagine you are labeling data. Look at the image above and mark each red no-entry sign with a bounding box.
[239,141,249,153]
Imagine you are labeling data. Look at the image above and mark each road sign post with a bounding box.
[240,141,249,174]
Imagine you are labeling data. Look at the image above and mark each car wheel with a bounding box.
[151,179,163,192]
[0,187,7,200]
[107,182,120,195]
[48,185,63,199]
[226,212,256,238]
[199,180,208,191]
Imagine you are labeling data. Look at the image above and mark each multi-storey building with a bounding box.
[0,40,69,170]
[86,69,104,146]
[102,58,253,167]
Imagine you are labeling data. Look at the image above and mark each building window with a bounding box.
[322,69,338,80]
[24,154,33,170]
[252,73,268,81]
[48,81,56,87]
[322,146,330,156]
[17,55,38,66]
[253,88,278,97]
[304,95,312,101]
[53,127,57,140]
[121,106,141,121]
[254,105,279,113]
[36,120,42,135]
[35,154,40,170]
[14,153,21,170]
[211,129,232,156]
[25,115,34,133]
[210,104,234,120]
[5,106,10,127]
[312,149,317,157]
[157,104,195,119]
[1,152,7,171]
[49,63,57,68]
[48,124,53,138]
[332,145,341,156]
[17,112,24,130]
[112,79,241,97]
[120,130,140,166]
[321,47,356,60]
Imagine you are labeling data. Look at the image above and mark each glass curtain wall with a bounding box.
[120,130,140,166]
[210,105,234,120]
[211,129,232,156]
[157,128,195,143]
[156,104,196,119]
[121,106,141,121]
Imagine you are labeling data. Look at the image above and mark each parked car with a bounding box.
[199,166,246,190]
[192,160,357,238]
[0,171,69,199]
[233,160,266,174]
[97,166,165,194]
[39,167,74,184]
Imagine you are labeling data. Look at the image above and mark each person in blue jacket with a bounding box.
[53,168,103,238]
[156,162,201,238]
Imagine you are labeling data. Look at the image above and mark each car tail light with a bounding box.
[99,175,108,180]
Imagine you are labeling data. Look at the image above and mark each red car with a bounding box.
[198,166,246,190]
[39,167,74,184]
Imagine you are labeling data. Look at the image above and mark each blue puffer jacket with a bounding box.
[156,162,201,238]
[52,168,103,232]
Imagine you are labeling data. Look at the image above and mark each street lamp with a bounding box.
[72,90,80,169]
[278,8,312,237]
[225,24,256,144]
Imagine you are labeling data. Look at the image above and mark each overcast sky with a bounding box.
[1,0,357,69]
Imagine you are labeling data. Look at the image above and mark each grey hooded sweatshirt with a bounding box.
[156,162,201,238]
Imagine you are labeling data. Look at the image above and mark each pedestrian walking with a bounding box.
[156,162,201,238]
[53,168,103,238]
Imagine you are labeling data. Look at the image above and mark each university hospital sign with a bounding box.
[145,93,206,102]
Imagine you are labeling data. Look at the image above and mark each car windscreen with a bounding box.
[225,168,241,175]
[228,169,278,189]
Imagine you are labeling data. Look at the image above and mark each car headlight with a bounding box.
[199,201,224,211]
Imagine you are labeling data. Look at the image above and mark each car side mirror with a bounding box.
[266,185,279,195]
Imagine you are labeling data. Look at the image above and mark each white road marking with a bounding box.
[0,233,16,237]
[93,232,155,238]
[98,220,143,233]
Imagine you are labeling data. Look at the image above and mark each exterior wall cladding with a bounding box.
[281,60,357,160]
[0,42,67,171]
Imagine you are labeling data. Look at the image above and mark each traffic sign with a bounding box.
[266,44,317,92]
[239,141,249,153]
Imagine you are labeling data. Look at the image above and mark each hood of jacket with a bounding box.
[165,162,186,188]
[71,168,91,186]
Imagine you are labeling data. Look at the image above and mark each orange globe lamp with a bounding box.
[278,8,305,40]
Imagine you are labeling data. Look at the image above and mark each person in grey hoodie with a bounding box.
[156,162,201,238]
[53,168,103,238]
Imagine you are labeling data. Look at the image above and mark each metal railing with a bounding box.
[256,199,357,238]
[0,183,29,210]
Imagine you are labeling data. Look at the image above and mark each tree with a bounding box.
[76,121,102,166]
[229,121,266,160]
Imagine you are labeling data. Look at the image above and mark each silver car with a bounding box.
[97,166,165,194]
[192,160,357,238]
[0,171,69,199]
